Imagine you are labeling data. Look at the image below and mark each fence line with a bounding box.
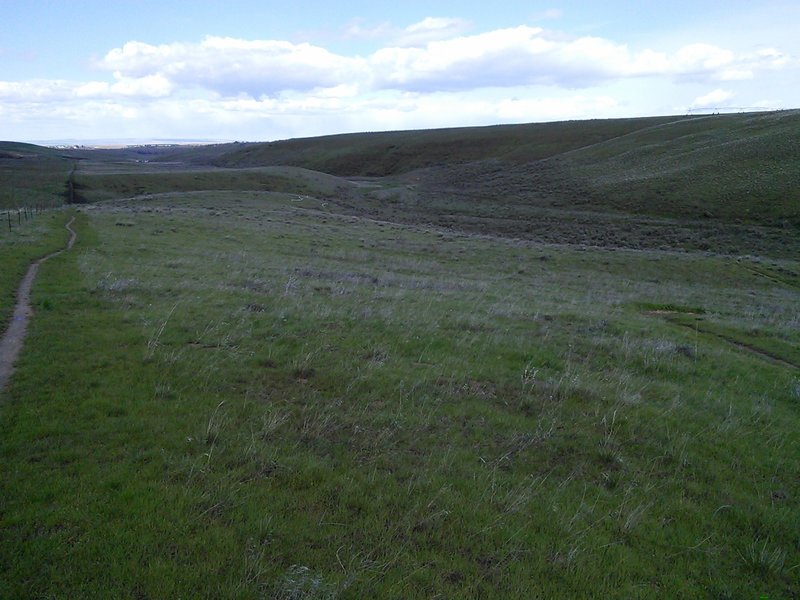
[1,206,48,233]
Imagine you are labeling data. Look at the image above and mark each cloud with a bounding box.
[88,26,793,99]
[395,17,472,46]
[690,89,735,109]
[98,36,368,97]
[369,27,788,92]
[341,19,393,40]
[339,16,470,46]
[2,18,797,141]
[531,8,563,21]
[0,75,172,103]
[0,81,630,142]
[371,26,652,91]
[0,79,75,102]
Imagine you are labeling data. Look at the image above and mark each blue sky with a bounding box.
[1,0,798,142]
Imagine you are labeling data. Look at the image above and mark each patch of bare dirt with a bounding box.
[0,217,76,391]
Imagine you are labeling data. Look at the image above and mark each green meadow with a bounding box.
[1,112,798,598]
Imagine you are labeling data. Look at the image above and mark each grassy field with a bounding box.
[0,210,74,329]
[0,142,78,210]
[0,143,78,314]
[190,115,681,174]
[161,110,800,228]
[1,115,799,597]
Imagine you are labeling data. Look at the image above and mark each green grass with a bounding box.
[71,165,354,204]
[155,110,800,229]
[659,310,800,369]
[193,115,681,175]
[548,111,800,225]
[0,142,76,209]
[1,115,799,597]
[0,210,73,328]
[2,191,798,598]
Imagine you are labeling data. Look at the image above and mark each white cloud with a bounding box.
[674,43,734,71]
[0,75,172,103]
[369,27,789,92]
[110,73,173,97]
[754,47,789,67]
[75,81,110,97]
[342,19,393,40]
[542,9,563,20]
[690,89,734,109]
[395,17,472,46]
[0,79,76,102]
[1,83,634,143]
[1,19,797,141]
[98,36,368,97]
[88,27,793,99]
[340,16,470,47]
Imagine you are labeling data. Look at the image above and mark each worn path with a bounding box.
[0,216,76,391]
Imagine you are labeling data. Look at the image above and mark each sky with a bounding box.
[1,0,798,143]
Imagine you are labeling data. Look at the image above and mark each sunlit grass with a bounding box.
[0,210,73,327]
[2,191,797,597]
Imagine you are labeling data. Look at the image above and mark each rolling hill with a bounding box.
[0,142,80,209]
[5,110,799,256]
[192,110,800,226]
[2,112,800,598]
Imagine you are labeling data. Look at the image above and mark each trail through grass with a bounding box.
[1,192,797,597]
[0,211,74,328]
[0,216,76,389]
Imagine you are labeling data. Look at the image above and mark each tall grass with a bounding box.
[2,191,797,597]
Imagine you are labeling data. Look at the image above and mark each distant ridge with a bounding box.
[5,109,799,231]
[152,110,800,226]
[28,138,230,149]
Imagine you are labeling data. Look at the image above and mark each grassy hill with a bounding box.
[8,110,800,227]
[0,142,79,209]
[70,166,355,204]
[189,110,800,228]
[543,110,800,224]
[2,115,799,597]
[193,116,680,175]
[3,193,798,598]
[36,111,787,259]
[0,141,73,160]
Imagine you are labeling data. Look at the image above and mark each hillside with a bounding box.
[193,116,680,175]
[0,142,79,209]
[0,141,73,160]
[161,110,800,229]
[540,110,800,224]
[2,116,799,598]
[5,110,799,256]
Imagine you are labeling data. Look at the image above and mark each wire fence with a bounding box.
[0,206,47,233]
[685,106,784,115]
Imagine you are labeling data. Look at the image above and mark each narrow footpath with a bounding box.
[0,216,77,391]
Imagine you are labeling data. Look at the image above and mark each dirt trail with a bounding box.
[0,216,77,391]
[646,310,799,370]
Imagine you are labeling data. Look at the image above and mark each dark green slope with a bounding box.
[547,110,800,224]
[0,142,77,208]
[356,111,800,227]
[0,141,66,159]
[199,116,680,175]
[188,110,799,226]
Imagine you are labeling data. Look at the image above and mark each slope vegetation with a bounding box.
[0,142,78,209]
[545,110,800,224]
[196,110,800,228]
[198,116,680,175]
[5,110,799,256]
[70,166,356,204]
